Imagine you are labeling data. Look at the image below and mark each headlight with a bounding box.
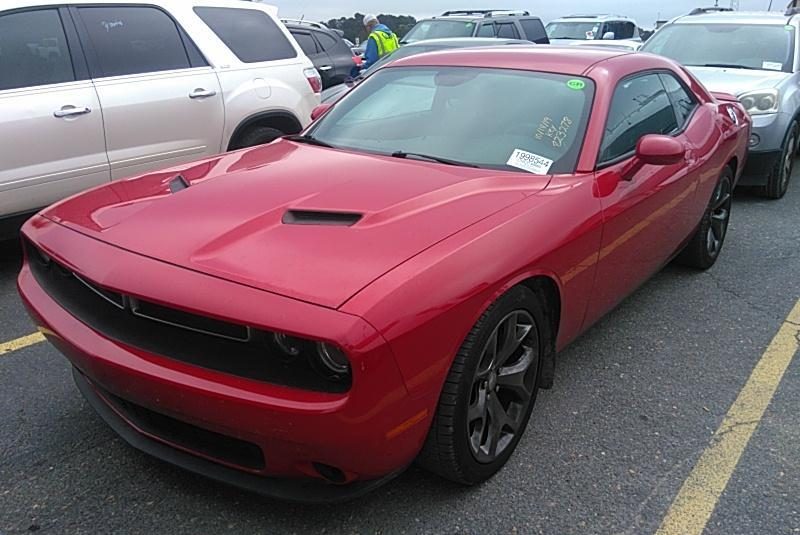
[272,332,351,383]
[739,89,780,115]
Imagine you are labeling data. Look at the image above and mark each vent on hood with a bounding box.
[168,175,190,193]
[282,210,362,226]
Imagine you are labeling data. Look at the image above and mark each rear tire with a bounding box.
[417,285,548,485]
[759,121,797,200]
[676,167,733,270]
[230,126,285,150]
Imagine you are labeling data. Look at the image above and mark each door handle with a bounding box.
[318,65,333,72]
[189,88,217,99]
[54,106,91,118]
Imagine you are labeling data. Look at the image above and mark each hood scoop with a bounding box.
[282,210,362,227]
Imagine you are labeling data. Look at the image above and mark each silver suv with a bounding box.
[0,0,321,238]
[546,14,641,45]
[642,8,800,198]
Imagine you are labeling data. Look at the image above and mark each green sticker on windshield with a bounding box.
[567,79,586,91]
[786,25,794,31]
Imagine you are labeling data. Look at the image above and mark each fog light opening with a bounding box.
[749,133,760,148]
[312,462,347,484]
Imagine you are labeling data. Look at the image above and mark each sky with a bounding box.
[266,0,785,27]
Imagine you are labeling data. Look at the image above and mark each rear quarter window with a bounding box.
[194,7,297,63]
[520,19,548,43]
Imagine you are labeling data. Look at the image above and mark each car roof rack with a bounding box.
[280,18,329,29]
[688,7,735,15]
[440,9,530,18]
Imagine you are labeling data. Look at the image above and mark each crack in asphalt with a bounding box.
[614,454,697,535]
[704,272,783,321]
[713,419,762,440]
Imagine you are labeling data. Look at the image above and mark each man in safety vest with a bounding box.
[362,14,400,70]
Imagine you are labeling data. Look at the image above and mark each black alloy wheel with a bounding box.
[676,167,733,270]
[467,310,538,463]
[705,174,733,259]
[417,285,548,485]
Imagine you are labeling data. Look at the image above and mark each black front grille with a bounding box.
[100,386,266,471]
[25,239,349,393]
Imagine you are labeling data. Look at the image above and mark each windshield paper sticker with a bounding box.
[507,149,554,175]
[763,61,783,71]
[567,79,586,90]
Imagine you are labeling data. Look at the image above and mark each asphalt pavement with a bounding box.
[1,170,799,535]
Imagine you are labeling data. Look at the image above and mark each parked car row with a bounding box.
[4,0,798,504]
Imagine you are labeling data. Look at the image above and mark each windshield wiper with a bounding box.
[690,63,760,70]
[391,151,479,168]
[283,134,335,148]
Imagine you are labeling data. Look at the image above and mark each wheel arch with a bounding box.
[516,275,561,389]
[227,110,303,151]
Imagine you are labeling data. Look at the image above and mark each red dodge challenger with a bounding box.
[18,47,750,501]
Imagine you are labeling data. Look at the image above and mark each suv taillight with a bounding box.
[304,68,322,94]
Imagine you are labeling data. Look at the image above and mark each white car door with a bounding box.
[72,5,224,180]
[0,7,109,219]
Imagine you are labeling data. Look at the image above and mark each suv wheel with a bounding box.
[761,121,798,200]
[232,126,285,150]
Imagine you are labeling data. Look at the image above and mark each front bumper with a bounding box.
[18,217,432,501]
[740,150,782,186]
[739,112,792,186]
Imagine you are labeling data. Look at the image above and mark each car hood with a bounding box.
[43,141,545,308]
[686,66,790,96]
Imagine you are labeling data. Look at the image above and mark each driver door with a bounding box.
[584,72,701,324]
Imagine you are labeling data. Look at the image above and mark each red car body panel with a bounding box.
[43,144,545,308]
[17,47,751,498]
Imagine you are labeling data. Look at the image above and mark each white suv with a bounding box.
[0,0,321,238]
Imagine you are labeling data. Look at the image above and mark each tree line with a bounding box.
[324,13,417,43]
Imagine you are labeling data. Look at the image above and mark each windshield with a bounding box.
[546,21,601,40]
[642,23,795,72]
[309,66,595,174]
[402,20,477,43]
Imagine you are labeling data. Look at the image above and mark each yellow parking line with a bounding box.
[0,332,45,356]
[655,298,800,535]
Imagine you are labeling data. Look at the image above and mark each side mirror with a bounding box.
[602,31,616,40]
[310,103,333,121]
[636,135,686,166]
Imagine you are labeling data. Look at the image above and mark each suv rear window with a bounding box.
[194,7,297,63]
[520,19,548,43]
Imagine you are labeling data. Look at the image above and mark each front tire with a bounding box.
[760,121,797,200]
[676,167,733,270]
[417,286,548,485]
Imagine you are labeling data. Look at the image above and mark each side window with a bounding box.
[599,74,679,164]
[292,31,319,56]
[194,7,297,63]
[618,22,635,39]
[496,23,520,39]
[520,19,548,43]
[0,9,75,91]
[602,22,619,39]
[477,23,495,37]
[78,7,190,77]
[315,31,338,52]
[660,73,698,127]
